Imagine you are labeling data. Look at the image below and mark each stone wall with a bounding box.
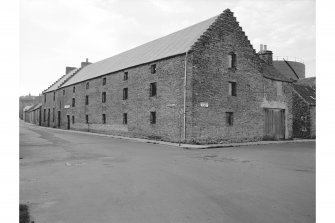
[292,91,312,138]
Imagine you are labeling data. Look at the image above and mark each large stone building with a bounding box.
[40,9,294,144]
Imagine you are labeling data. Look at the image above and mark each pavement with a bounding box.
[22,121,315,149]
[20,121,315,223]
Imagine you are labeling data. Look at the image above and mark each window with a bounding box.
[86,115,89,124]
[102,92,106,103]
[102,77,106,85]
[123,113,127,124]
[150,111,156,124]
[73,86,75,93]
[226,112,234,126]
[86,82,89,89]
[85,95,89,105]
[72,116,75,124]
[124,72,128,81]
[63,89,65,95]
[53,92,55,101]
[72,98,75,107]
[53,108,55,122]
[150,82,157,97]
[44,109,46,121]
[228,82,237,96]
[151,64,156,74]
[102,114,106,124]
[44,94,46,103]
[228,52,236,69]
[123,88,128,100]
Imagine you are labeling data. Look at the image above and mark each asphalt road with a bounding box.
[20,121,315,223]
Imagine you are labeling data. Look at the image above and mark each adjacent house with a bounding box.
[39,9,294,144]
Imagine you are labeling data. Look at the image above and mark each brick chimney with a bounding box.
[258,44,273,65]
[66,66,76,74]
[81,58,92,68]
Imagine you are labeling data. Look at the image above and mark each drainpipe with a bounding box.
[183,51,188,141]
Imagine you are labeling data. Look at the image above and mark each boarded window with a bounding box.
[150,82,157,97]
[124,72,128,81]
[151,64,156,74]
[228,82,237,96]
[85,95,89,105]
[123,113,127,124]
[150,111,156,124]
[102,114,106,124]
[228,52,236,68]
[226,112,234,126]
[102,92,106,103]
[123,88,128,100]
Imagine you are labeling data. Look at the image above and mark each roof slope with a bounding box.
[293,84,316,105]
[296,77,316,89]
[44,68,79,93]
[62,15,219,87]
[261,63,291,82]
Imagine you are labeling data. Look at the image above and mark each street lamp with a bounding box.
[166,103,182,146]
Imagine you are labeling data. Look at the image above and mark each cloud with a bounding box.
[148,0,193,14]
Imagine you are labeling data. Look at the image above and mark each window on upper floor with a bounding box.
[102,92,106,103]
[72,98,75,107]
[228,52,236,69]
[102,77,106,86]
[73,86,75,93]
[85,95,89,105]
[151,64,156,74]
[44,94,46,103]
[86,82,89,89]
[53,92,55,101]
[150,111,156,124]
[63,89,65,95]
[124,72,128,81]
[123,88,128,100]
[226,112,234,126]
[150,82,157,97]
[228,82,237,96]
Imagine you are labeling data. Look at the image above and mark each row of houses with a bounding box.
[23,9,316,143]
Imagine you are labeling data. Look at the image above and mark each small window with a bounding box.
[123,113,127,124]
[72,98,75,107]
[150,111,156,124]
[124,72,128,81]
[85,95,89,105]
[228,52,236,69]
[123,88,128,100]
[44,94,46,103]
[43,109,46,121]
[63,89,65,95]
[228,82,237,96]
[86,115,89,124]
[102,114,106,124]
[150,82,157,97]
[151,64,156,74]
[102,77,106,85]
[72,116,75,124]
[53,108,55,122]
[53,92,55,101]
[86,82,89,89]
[226,112,234,126]
[102,92,106,103]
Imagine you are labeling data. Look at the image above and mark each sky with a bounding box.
[20,0,315,96]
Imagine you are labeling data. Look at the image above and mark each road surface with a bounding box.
[20,121,315,223]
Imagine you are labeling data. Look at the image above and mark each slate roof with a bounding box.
[29,103,42,111]
[23,105,33,112]
[62,15,219,87]
[296,77,316,89]
[44,68,79,93]
[293,84,316,105]
[261,63,291,82]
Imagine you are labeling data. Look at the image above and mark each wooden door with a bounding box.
[264,109,285,140]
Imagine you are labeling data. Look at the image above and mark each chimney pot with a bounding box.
[264,45,267,51]
[260,44,263,52]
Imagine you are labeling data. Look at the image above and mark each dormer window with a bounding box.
[228,52,236,69]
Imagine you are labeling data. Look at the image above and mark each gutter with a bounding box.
[183,51,188,141]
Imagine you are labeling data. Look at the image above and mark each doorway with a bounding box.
[264,108,285,140]
[67,115,70,130]
[58,111,61,127]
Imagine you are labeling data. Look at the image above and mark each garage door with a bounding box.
[264,108,285,140]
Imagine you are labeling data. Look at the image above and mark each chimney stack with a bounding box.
[258,43,273,65]
[66,66,76,74]
[81,58,92,68]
